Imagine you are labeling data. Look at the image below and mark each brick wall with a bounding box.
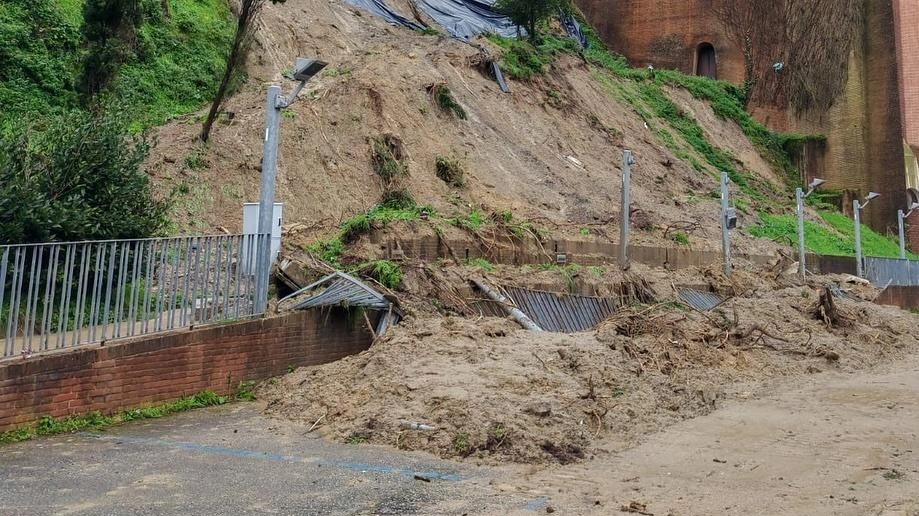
[0,310,372,431]
[894,0,919,150]
[875,285,919,310]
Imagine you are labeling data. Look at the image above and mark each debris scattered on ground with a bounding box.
[258,263,918,465]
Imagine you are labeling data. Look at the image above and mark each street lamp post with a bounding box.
[795,178,825,279]
[898,202,919,259]
[619,150,634,270]
[720,172,736,276]
[853,192,880,279]
[254,58,327,315]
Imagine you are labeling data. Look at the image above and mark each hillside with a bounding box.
[0,0,235,131]
[143,0,786,254]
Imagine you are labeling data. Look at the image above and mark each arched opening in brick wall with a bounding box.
[695,43,717,79]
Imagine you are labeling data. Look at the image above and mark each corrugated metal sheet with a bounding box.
[676,287,727,312]
[473,286,618,333]
[864,257,919,287]
[280,271,393,311]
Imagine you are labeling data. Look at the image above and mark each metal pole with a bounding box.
[854,199,863,278]
[898,209,907,260]
[619,150,632,269]
[796,187,806,278]
[254,85,283,315]
[720,172,732,276]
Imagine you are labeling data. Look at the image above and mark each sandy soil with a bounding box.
[509,352,919,515]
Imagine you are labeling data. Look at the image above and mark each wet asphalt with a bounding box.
[0,404,541,516]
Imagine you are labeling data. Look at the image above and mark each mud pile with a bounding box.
[258,265,918,464]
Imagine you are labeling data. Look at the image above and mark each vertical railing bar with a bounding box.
[210,236,224,322]
[88,243,106,343]
[7,248,25,357]
[154,239,169,332]
[24,246,44,353]
[180,237,193,328]
[222,237,234,319]
[100,242,118,341]
[185,237,200,325]
[141,240,156,335]
[72,244,91,347]
[7,248,25,356]
[233,236,243,320]
[200,237,213,323]
[114,241,130,339]
[127,241,143,337]
[0,248,9,356]
[167,237,182,331]
[246,235,257,316]
[40,245,60,351]
[57,245,76,349]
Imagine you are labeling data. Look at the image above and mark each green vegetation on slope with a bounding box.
[748,211,915,259]
[0,0,235,132]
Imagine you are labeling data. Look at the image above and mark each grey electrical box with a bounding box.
[725,207,738,230]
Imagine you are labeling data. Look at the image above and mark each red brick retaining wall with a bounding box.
[0,310,372,431]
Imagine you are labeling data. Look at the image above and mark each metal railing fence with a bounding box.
[1,234,259,358]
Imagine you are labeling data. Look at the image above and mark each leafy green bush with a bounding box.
[0,108,169,243]
[359,260,403,290]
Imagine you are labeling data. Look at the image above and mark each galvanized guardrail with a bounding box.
[1,235,259,359]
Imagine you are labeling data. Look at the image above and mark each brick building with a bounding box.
[577,0,919,250]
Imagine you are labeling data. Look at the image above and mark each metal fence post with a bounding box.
[899,209,907,260]
[796,187,807,278]
[254,85,283,316]
[619,150,633,269]
[854,199,864,278]
[720,172,732,276]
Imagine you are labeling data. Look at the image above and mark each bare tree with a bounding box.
[200,0,285,142]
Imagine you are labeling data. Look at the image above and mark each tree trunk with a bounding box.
[160,0,170,17]
[200,4,252,142]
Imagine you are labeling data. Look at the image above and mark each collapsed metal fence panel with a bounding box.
[473,285,618,333]
[864,257,919,287]
[1,235,258,358]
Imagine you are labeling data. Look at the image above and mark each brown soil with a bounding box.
[257,263,918,465]
[147,0,788,256]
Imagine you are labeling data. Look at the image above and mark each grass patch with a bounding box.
[307,204,430,265]
[448,209,487,232]
[0,390,230,446]
[487,34,578,80]
[465,257,495,272]
[431,84,467,120]
[357,260,403,289]
[748,211,915,258]
[667,231,690,246]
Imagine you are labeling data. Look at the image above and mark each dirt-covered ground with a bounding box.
[258,263,918,465]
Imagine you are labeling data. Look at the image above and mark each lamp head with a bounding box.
[808,178,826,190]
[865,192,881,202]
[292,58,328,82]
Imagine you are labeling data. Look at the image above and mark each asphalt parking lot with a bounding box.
[0,404,538,516]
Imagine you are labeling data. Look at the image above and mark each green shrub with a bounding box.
[0,107,169,243]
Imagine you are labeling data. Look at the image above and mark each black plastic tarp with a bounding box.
[344,0,424,30]
[415,0,519,40]
[559,10,588,48]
